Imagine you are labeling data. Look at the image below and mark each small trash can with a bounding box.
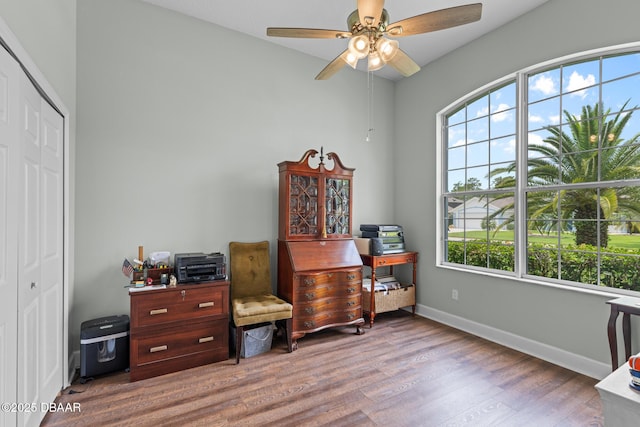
[232,322,274,358]
[80,314,129,380]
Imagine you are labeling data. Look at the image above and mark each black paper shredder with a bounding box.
[80,314,129,379]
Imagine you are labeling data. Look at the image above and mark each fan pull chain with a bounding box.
[366,70,374,142]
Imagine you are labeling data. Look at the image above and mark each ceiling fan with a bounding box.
[267,0,482,80]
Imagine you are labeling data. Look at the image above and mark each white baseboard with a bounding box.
[413,303,611,380]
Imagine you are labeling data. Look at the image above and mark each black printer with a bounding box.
[174,252,226,283]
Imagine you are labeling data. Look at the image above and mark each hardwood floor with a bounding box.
[42,311,603,426]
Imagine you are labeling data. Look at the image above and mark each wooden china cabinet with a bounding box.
[277,148,365,349]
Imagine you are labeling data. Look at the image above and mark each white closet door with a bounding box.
[0,43,19,427]
[17,69,43,427]
[37,90,64,409]
[17,70,64,427]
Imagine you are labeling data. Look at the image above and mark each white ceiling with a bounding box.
[140,0,549,81]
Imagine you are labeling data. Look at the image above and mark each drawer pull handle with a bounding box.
[305,307,315,314]
[347,287,356,294]
[347,313,355,320]
[347,301,355,307]
[347,274,356,280]
[304,321,315,329]
[150,345,168,353]
[199,336,214,344]
[305,292,316,300]
[150,308,168,315]
[303,278,316,286]
[199,302,214,308]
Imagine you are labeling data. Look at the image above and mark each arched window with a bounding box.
[439,45,640,294]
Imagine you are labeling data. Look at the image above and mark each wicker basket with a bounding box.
[363,284,415,313]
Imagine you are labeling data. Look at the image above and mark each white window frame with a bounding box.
[436,41,640,297]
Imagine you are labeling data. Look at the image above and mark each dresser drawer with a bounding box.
[294,308,362,331]
[297,269,361,288]
[296,295,361,315]
[131,285,227,328]
[132,319,226,365]
[296,282,360,302]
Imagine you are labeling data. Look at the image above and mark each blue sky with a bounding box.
[446,51,640,192]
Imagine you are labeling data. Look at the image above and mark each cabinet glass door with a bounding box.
[289,174,319,236]
[325,178,350,235]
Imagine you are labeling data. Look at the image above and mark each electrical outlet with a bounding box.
[452,289,459,300]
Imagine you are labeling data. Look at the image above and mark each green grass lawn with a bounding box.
[448,230,640,249]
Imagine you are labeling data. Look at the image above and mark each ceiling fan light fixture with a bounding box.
[345,52,359,69]
[376,38,399,62]
[348,35,369,59]
[368,50,385,72]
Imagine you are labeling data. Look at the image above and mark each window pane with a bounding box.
[467,95,489,119]
[560,249,597,285]
[561,89,599,123]
[467,116,489,142]
[448,106,466,126]
[467,166,490,190]
[467,141,488,167]
[490,136,516,165]
[447,169,466,193]
[527,245,558,279]
[491,82,516,107]
[528,97,561,131]
[562,59,600,94]
[529,69,560,103]
[490,107,516,139]
[448,122,466,148]
[602,53,640,82]
[489,161,515,189]
[448,145,466,170]
[602,77,640,113]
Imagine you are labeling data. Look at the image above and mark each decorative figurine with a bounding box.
[169,274,177,288]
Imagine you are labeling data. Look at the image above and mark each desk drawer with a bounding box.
[296,283,360,301]
[297,269,361,288]
[131,285,227,328]
[133,319,226,365]
[294,308,362,331]
[370,253,417,268]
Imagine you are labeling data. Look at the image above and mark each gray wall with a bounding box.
[396,0,640,377]
[74,0,395,350]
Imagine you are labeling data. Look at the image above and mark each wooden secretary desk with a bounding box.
[277,149,365,350]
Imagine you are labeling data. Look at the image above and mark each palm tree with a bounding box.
[491,101,640,247]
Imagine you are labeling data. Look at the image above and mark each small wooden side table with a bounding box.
[606,296,640,371]
[360,251,418,327]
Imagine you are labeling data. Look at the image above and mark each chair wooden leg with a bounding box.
[235,325,244,364]
[285,318,293,353]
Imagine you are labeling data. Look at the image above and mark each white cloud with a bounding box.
[491,103,512,122]
[531,74,557,95]
[529,114,543,123]
[476,106,489,118]
[566,71,595,99]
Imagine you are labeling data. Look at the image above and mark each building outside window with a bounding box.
[440,46,640,293]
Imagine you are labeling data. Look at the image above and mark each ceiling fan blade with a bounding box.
[386,49,420,77]
[315,51,349,80]
[267,28,351,39]
[358,0,385,27]
[386,3,482,37]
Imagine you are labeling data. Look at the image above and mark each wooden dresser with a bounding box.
[277,149,364,349]
[129,281,229,381]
